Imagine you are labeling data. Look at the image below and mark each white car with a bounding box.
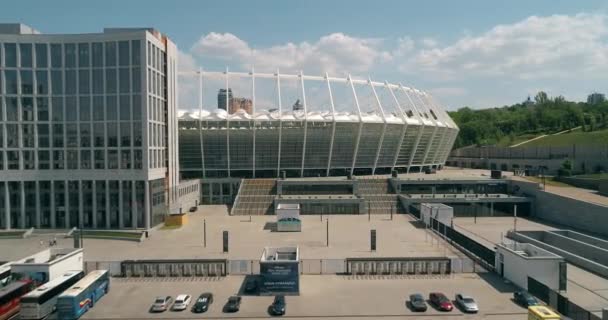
[455,294,479,313]
[172,294,192,311]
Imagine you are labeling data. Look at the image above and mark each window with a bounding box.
[133,123,142,147]
[53,124,64,147]
[65,44,76,68]
[37,97,49,121]
[50,44,62,68]
[105,41,116,67]
[79,96,90,121]
[119,68,130,93]
[79,69,90,94]
[80,123,91,147]
[37,124,49,147]
[107,123,118,147]
[7,151,19,170]
[132,67,141,92]
[65,97,77,122]
[94,123,104,147]
[121,150,131,169]
[6,124,19,147]
[120,122,131,147]
[93,96,104,121]
[38,151,50,169]
[66,124,78,147]
[35,43,48,68]
[53,150,64,169]
[67,150,78,169]
[92,42,103,67]
[52,97,64,121]
[78,43,90,67]
[22,97,34,121]
[4,70,18,94]
[92,69,103,94]
[36,70,48,94]
[80,150,91,169]
[131,40,140,65]
[20,43,32,68]
[108,150,118,169]
[6,98,18,121]
[65,70,76,94]
[21,70,34,94]
[94,150,105,169]
[106,68,116,93]
[106,95,117,120]
[4,43,17,67]
[132,94,141,120]
[51,70,63,94]
[119,41,129,66]
[119,95,130,120]
[22,124,35,147]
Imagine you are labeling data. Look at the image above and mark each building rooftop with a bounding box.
[260,246,299,262]
[497,242,562,259]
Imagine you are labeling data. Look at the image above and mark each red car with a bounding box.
[429,292,453,311]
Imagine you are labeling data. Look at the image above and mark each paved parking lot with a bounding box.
[79,274,528,320]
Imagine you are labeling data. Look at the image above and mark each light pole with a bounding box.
[203,219,207,248]
[326,218,329,247]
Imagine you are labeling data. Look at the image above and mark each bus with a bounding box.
[529,305,561,320]
[0,280,35,320]
[56,270,109,320]
[19,270,84,320]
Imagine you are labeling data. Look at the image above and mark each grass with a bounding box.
[523,128,608,147]
[81,230,143,239]
[522,176,572,187]
[160,225,182,230]
[574,173,608,180]
[0,231,25,237]
[495,134,540,147]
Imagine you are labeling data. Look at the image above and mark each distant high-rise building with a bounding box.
[218,88,233,111]
[229,97,253,114]
[292,99,303,111]
[587,92,606,105]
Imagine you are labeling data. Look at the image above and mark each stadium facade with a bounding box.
[178,71,459,179]
[0,24,179,230]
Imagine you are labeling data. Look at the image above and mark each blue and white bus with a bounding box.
[19,270,84,320]
[56,270,109,320]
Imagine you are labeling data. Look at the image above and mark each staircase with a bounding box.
[231,179,276,215]
[357,178,406,215]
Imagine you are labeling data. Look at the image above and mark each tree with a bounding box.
[534,91,549,104]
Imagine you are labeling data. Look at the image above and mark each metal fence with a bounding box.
[528,276,602,320]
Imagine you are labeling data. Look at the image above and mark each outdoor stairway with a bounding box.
[357,178,406,215]
[231,179,276,215]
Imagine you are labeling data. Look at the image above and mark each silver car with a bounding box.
[172,294,192,311]
[150,296,172,312]
[455,294,478,313]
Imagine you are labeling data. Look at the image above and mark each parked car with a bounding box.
[429,292,453,311]
[224,296,242,313]
[189,206,197,212]
[172,294,192,311]
[244,278,258,294]
[192,293,213,313]
[514,291,539,307]
[150,296,172,312]
[269,295,286,315]
[408,293,427,312]
[455,294,478,313]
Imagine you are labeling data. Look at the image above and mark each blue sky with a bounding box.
[2,0,607,109]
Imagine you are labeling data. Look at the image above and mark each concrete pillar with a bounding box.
[4,184,10,230]
[131,182,137,229]
[20,181,26,229]
[92,181,97,229]
[144,181,150,230]
[50,181,55,228]
[35,181,41,228]
[105,180,110,229]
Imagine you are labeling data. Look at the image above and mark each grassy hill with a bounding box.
[521,129,608,147]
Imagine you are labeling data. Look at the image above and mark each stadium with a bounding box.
[178,71,459,178]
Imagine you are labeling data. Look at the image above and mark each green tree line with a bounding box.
[448,92,608,148]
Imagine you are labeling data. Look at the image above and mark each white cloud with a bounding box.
[190,32,388,75]
[403,13,608,80]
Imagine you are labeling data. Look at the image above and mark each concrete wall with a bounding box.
[601,181,608,196]
[552,230,608,251]
[496,243,561,291]
[511,180,608,237]
[508,231,608,278]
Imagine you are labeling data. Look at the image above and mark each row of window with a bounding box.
[0,68,142,95]
[0,149,143,170]
[0,95,142,122]
[0,179,147,229]
[0,41,141,69]
[149,149,166,169]
[0,123,143,148]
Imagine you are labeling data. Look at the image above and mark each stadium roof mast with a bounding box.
[401,84,425,174]
[388,82,410,172]
[325,72,337,177]
[349,74,364,177]
[198,67,206,178]
[300,70,308,177]
[423,92,449,166]
[416,89,439,167]
[370,77,388,175]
